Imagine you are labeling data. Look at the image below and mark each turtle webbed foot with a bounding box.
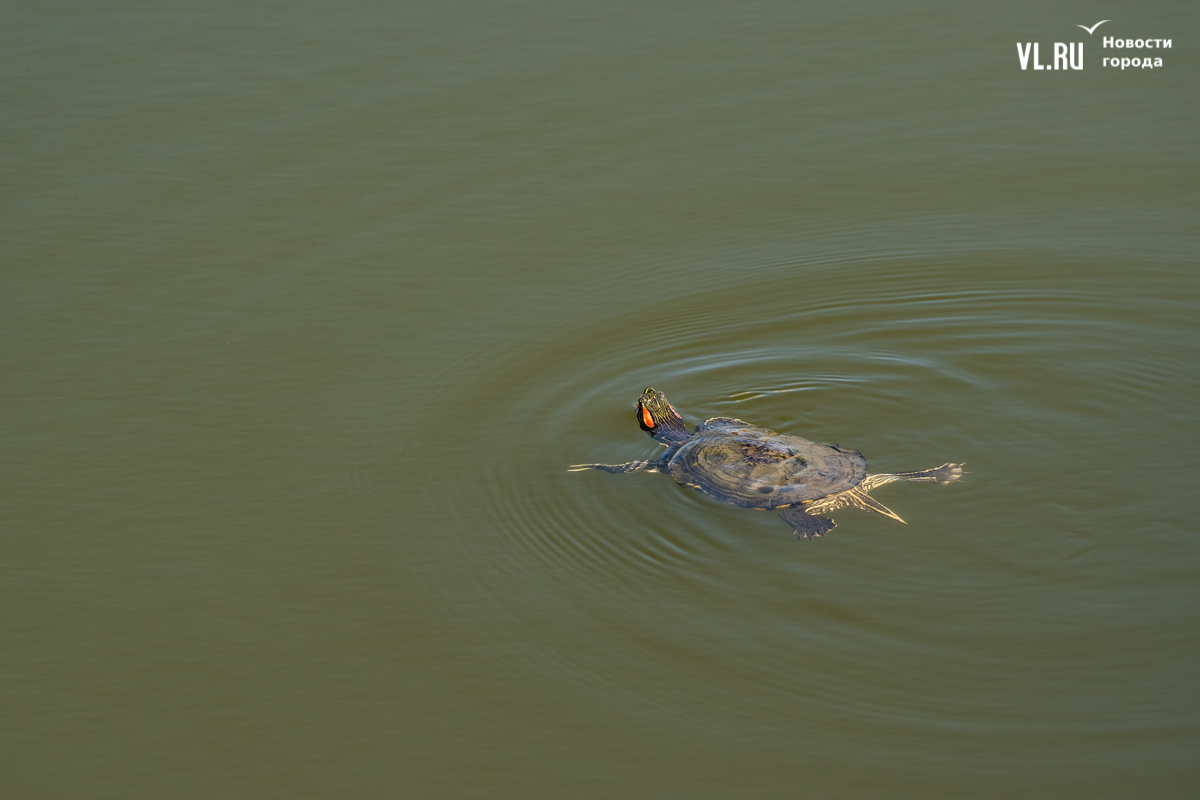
[779,506,836,540]
[926,463,964,484]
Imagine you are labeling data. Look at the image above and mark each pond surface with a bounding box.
[3,2,1198,797]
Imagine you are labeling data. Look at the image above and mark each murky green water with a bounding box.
[4,2,1198,797]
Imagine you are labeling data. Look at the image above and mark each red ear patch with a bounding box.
[641,405,655,428]
[667,401,681,419]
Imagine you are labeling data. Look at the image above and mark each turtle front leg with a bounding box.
[860,463,963,492]
[567,460,659,473]
[779,506,835,540]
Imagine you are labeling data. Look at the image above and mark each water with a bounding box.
[3,2,1198,797]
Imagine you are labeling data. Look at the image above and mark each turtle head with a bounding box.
[636,387,690,444]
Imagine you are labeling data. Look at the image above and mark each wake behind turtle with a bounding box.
[570,388,962,539]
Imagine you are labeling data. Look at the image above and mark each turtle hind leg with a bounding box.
[779,506,835,540]
[860,463,964,491]
[567,460,658,473]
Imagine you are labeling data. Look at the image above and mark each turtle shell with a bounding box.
[665,417,867,509]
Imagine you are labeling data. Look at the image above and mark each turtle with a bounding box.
[569,387,962,539]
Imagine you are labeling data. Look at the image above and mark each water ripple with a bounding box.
[404,247,1198,732]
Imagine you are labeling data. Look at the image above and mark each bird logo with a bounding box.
[1078,20,1111,34]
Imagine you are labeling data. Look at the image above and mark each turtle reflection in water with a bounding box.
[570,388,962,539]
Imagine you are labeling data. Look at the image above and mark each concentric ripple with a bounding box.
[405,246,1199,735]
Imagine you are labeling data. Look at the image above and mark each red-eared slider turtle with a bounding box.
[569,388,963,539]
